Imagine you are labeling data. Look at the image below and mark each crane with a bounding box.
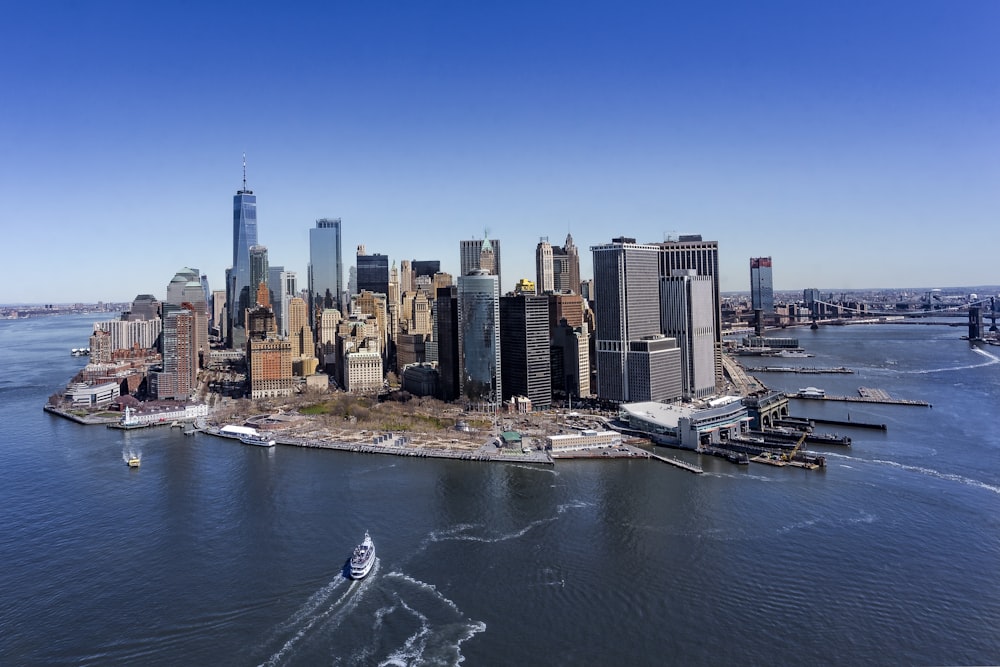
[782,430,808,463]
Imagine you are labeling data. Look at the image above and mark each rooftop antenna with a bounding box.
[242,152,247,191]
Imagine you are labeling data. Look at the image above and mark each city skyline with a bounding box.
[3,2,998,303]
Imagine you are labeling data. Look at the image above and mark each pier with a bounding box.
[810,417,887,431]
[649,451,703,474]
[790,387,931,407]
[743,366,853,374]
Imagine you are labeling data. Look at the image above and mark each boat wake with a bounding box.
[903,346,1000,374]
[703,471,780,482]
[257,565,484,667]
[372,572,486,667]
[506,463,558,475]
[425,516,557,546]
[869,458,1000,496]
[777,510,876,535]
[258,561,377,667]
[823,451,1000,496]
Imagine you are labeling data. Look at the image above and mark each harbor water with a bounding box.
[1,315,998,665]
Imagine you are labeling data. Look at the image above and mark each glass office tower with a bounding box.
[308,218,344,324]
[229,167,258,349]
[457,270,501,405]
[750,257,774,312]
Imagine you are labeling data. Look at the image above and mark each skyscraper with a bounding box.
[500,294,551,409]
[308,218,344,322]
[268,267,297,338]
[655,235,723,388]
[228,156,258,349]
[661,270,716,399]
[249,245,269,307]
[552,233,581,293]
[412,260,440,279]
[457,270,501,405]
[750,257,774,313]
[535,238,554,294]
[356,248,389,296]
[157,307,196,400]
[592,237,680,403]
[459,237,501,284]
[165,267,209,369]
[435,285,460,401]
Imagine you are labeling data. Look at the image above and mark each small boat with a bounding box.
[126,456,141,468]
[238,433,276,447]
[350,532,376,579]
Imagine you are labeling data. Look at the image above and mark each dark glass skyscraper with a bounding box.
[499,294,551,409]
[228,158,258,348]
[308,218,343,321]
[412,260,441,278]
[750,257,774,312]
[357,252,390,296]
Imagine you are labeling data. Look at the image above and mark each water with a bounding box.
[1,315,998,665]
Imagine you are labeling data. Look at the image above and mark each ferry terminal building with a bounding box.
[619,397,751,450]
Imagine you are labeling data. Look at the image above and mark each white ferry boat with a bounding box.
[238,433,276,447]
[220,424,276,447]
[350,532,375,579]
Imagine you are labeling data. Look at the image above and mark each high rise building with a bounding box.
[318,308,341,375]
[548,293,585,332]
[247,337,294,398]
[288,297,315,358]
[308,218,344,321]
[246,304,277,340]
[435,285,460,401]
[750,257,774,313]
[94,318,162,353]
[127,294,161,321]
[552,233,581,294]
[356,248,390,296]
[249,245,269,305]
[412,260,440,279]
[457,271,501,405]
[268,267,296,338]
[228,157,258,349]
[459,237,501,285]
[351,290,389,360]
[210,289,226,337]
[165,268,209,369]
[157,307,196,400]
[592,237,678,403]
[500,294,551,409]
[535,238,554,294]
[655,235,723,388]
[399,259,413,294]
[551,319,590,400]
[661,270,717,399]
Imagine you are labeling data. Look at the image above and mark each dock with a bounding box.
[790,387,930,407]
[810,417,887,431]
[743,366,853,374]
[649,451,703,474]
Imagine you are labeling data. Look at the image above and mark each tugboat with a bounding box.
[349,532,376,579]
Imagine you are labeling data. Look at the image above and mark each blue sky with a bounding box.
[2,1,997,303]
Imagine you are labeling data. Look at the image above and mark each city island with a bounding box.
[35,172,999,471]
